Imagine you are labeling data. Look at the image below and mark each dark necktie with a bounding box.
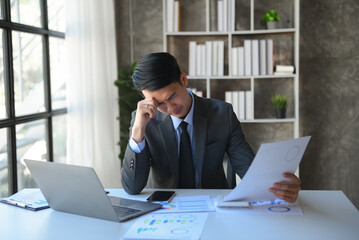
[179,121,195,188]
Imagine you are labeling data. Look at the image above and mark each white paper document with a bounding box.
[122,212,208,240]
[154,195,215,213]
[223,136,311,202]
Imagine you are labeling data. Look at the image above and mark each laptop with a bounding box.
[24,159,162,222]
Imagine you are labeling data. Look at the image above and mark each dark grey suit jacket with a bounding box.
[121,94,254,194]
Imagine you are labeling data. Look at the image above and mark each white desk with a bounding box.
[1,189,358,240]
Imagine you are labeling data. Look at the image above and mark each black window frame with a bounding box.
[0,0,66,195]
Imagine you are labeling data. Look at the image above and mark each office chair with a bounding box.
[224,154,237,189]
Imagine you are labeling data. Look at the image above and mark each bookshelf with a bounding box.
[163,0,300,143]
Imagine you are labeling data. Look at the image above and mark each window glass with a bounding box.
[53,114,66,163]
[50,37,66,109]
[0,128,9,197]
[0,29,6,120]
[47,0,65,32]
[11,0,42,27]
[12,31,45,116]
[16,119,47,190]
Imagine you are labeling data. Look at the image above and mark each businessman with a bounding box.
[121,52,301,203]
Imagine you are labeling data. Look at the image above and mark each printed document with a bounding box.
[223,136,311,202]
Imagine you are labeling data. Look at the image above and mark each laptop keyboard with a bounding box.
[113,205,141,217]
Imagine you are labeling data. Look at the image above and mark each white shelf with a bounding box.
[163,0,300,139]
[165,28,296,36]
[241,118,296,123]
[187,74,296,79]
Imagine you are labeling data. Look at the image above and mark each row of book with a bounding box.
[217,0,235,32]
[231,39,273,76]
[166,0,180,32]
[188,41,225,76]
[166,0,236,33]
[225,91,253,120]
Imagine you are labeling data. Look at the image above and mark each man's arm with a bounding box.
[121,97,158,194]
[121,143,150,195]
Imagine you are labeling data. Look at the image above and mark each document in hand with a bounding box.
[223,136,311,202]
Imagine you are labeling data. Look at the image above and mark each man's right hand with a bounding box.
[131,98,158,143]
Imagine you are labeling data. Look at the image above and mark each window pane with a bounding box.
[0,128,9,197]
[11,0,42,27]
[53,114,66,163]
[12,31,45,116]
[0,29,6,120]
[47,0,66,32]
[50,37,66,109]
[16,119,47,190]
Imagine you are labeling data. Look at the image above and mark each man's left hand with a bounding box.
[269,173,301,203]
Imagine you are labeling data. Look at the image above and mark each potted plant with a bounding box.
[271,94,287,118]
[114,62,141,163]
[262,10,280,29]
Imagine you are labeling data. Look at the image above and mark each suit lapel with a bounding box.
[158,115,179,186]
[192,96,207,187]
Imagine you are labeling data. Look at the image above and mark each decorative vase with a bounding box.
[275,108,286,118]
[266,21,277,29]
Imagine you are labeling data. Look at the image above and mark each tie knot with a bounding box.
[180,121,188,131]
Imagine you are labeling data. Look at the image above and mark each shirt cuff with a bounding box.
[129,138,145,153]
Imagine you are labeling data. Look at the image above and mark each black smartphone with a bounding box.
[146,191,176,203]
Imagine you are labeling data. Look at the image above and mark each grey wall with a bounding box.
[299,0,359,208]
[115,0,359,208]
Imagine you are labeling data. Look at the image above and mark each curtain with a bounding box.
[65,0,121,187]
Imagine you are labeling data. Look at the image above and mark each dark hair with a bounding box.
[132,52,182,92]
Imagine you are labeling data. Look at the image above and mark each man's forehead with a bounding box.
[142,83,179,101]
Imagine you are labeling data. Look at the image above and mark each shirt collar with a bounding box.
[171,89,194,130]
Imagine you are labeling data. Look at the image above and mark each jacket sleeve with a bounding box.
[226,104,255,179]
[121,111,151,195]
[121,144,151,194]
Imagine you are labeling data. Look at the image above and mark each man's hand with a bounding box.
[131,98,158,143]
[269,173,301,203]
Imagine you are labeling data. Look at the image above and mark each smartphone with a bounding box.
[146,191,176,203]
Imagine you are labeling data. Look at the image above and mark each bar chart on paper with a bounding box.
[123,212,209,240]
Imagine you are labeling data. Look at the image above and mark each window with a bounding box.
[0,0,66,198]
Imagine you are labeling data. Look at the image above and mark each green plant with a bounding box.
[114,62,141,163]
[262,10,280,22]
[271,94,287,110]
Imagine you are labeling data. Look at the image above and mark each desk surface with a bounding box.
[1,189,358,240]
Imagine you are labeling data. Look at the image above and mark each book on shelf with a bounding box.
[245,91,253,120]
[244,40,252,76]
[274,65,295,75]
[189,88,203,97]
[225,91,232,104]
[205,41,212,76]
[188,40,224,76]
[231,47,238,76]
[238,47,244,76]
[259,39,267,75]
[224,91,247,120]
[232,91,239,117]
[217,41,224,76]
[251,40,259,76]
[239,91,245,120]
[266,39,273,75]
[217,0,223,32]
[217,0,233,32]
[188,41,196,76]
[166,0,180,32]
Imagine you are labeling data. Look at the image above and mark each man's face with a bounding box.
[142,72,192,119]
